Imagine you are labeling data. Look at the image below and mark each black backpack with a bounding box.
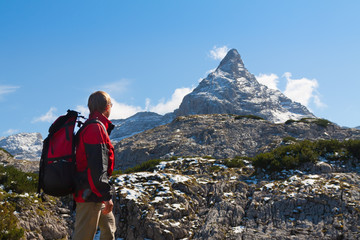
[38,110,84,197]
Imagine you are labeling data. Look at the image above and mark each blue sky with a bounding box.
[1,0,360,138]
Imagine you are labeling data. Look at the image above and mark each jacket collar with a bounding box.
[89,111,115,135]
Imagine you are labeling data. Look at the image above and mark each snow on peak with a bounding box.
[177,49,315,121]
[0,132,43,161]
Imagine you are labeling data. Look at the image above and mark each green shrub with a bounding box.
[285,119,296,125]
[345,139,360,159]
[282,136,297,143]
[0,165,38,194]
[224,156,245,168]
[284,118,331,128]
[315,139,344,157]
[314,118,332,128]
[252,139,360,172]
[124,159,164,174]
[0,201,24,240]
[253,140,318,171]
[111,169,123,176]
[234,115,264,120]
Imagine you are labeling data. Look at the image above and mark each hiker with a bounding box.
[73,91,116,240]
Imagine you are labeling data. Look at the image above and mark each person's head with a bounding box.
[88,91,112,118]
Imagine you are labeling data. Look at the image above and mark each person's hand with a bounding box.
[101,199,114,215]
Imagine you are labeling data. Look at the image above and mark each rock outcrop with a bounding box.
[0,149,73,240]
[113,157,360,239]
[115,114,360,171]
[15,195,74,240]
[0,147,39,172]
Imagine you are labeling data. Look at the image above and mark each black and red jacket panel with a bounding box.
[74,111,115,202]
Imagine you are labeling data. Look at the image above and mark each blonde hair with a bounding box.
[88,91,111,114]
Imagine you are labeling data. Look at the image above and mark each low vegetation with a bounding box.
[0,165,38,194]
[224,156,247,168]
[0,199,24,240]
[0,165,39,240]
[118,139,360,175]
[252,139,360,172]
[123,159,165,174]
[285,118,332,128]
[234,115,264,120]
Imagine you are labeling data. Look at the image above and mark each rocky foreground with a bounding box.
[0,149,73,240]
[113,157,360,240]
[2,145,360,239]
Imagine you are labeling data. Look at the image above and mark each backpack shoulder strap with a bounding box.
[75,119,107,138]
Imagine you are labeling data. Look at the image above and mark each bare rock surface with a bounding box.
[115,114,360,170]
[113,157,360,240]
[0,148,39,172]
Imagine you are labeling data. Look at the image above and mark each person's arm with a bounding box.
[83,123,112,201]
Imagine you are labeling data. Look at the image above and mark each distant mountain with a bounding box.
[0,132,43,161]
[111,111,175,142]
[113,48,315,143]
[177,49,314,122]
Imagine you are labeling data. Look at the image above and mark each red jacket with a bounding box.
[74,111,115,202]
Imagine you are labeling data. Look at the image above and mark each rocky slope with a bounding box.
[112,156,360,240]
[2,138,360,239]
[114,114,360,171]
[0,147,39,172]
[0,149,73,240]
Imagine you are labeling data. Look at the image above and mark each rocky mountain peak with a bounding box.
[176,49,315,122]
[216,48,245,74]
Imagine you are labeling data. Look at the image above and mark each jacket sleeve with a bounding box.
[83,124,112,201]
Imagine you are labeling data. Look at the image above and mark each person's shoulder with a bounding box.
[82,120,104,136]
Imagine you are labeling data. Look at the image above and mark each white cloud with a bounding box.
[145,98,151,111]
[256,72,325,108]
[256,73,279,90]
[110,87,192,118]
[102,79,129,93]
[76,99,143,120]
[0,85,20,99]
[110,99,143,119]
[148,87,193,115]
[283,72,325,108]
[313,95,327,108]
[209,46,229,60]
[76,87,193,120]
[32,107,58,123]
[4,129,19,135]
